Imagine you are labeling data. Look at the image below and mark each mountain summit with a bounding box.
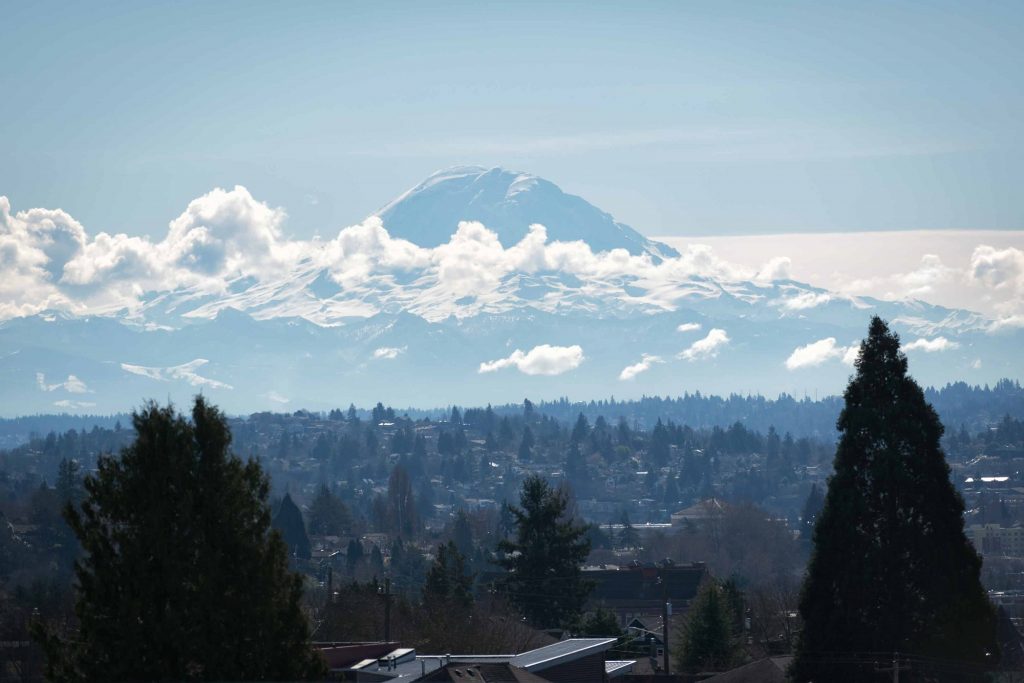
[375,166,679,258]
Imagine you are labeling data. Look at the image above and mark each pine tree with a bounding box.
[497,475,592,629]
[274,491,312,559]
[791,318,997,682]
[518,425,535,462]
[799,483,824,541]
[676,579,737,674]
[308,483,352,537]
[38,398,324,681]
[423,541,474,608]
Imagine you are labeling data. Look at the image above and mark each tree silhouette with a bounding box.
[791,318,997,682]
[37,398,324,681]
[497,475,592,629]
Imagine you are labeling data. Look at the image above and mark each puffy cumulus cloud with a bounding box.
[755,256,792,283]
[677,322,702,332]
[989,314,1024,332]
[164,186,300,279]
[321,216,429,289]
[618,354,663,380]
[785,337,855,370]
[678,328,730,361]
[479,344,584,376]
[373,346,406,360]
[894,254,955,296]
[903,336,960,353]
[121,359,232,389]
[842,344,860,366]
[36,372,90,393]
[970,246,1024,291]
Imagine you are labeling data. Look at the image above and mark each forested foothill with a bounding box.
[0,371,1022,679]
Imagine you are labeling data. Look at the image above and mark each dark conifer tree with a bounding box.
[791,318,997,682]
[38,398,324,681]
[423,540,474,608]
[497,475,592,629]
[518,425,535,462]
[799,483,824,542]
[273,491,312,559]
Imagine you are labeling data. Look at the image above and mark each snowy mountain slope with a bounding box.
[377,166,679,258]
[0,167,1019,415]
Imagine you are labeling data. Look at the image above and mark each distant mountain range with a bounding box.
[0,166,1019,415]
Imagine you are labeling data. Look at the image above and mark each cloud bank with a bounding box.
[2,189,1021,333]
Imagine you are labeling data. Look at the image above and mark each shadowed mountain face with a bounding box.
[376,166,679,258]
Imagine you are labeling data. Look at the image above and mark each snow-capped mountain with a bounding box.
[0,167,1018,415]
[377,166,678,258]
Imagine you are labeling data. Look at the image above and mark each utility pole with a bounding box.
[380,577,393,642]
[876,652,909,683]
[660,571,670,675]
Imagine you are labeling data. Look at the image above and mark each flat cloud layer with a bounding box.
[120,359,233,390]
[479,344,585,376]
[659,232,1024,324]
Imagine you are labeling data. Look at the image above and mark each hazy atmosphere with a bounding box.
[2,2,1023,682]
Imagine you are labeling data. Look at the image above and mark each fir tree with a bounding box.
[497,475,592,629]
[799,483,824,542]
[273,491,312,559]
[307,483,352,537]
[423,540,474,608]
[38,398,324,681]
[676,579,738,674]
[791,318,997,682]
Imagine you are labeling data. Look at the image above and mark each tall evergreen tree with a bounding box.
[423,541,474,608]
[799,483,824,541]
[676,579,738,674]
[791,318,997,682]
[273,491,312,559]
[307,483,352,537]
[497,475,592,629]
[38,398,324,681]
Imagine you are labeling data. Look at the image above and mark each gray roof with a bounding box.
[511,638,618,671]
[604,660,636,678]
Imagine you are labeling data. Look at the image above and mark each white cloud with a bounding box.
[971,358,982,369]
[121,359,233,389]
[4,186,1023,332]
[786,337,852,370]
[754,256,792,283]
[36,372,90,393]
[779,291,831,311]
[841,344,860,366]
[618,354,664,381]
[373,346,406,360]
[903,337,960,353]
[679,329,730,361]
[479,344,584,376]
[264,391,290,404]
[53,399,96,410]
[676,322,702,333]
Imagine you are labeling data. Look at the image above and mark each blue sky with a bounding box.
[2,0,1022,239]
